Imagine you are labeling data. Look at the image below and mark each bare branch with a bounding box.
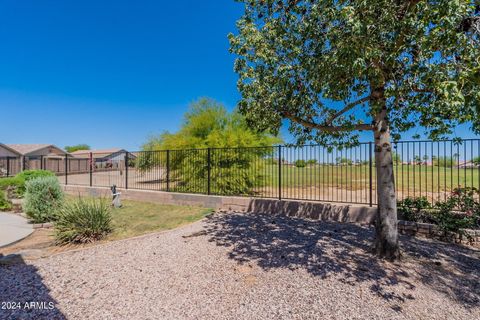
[281,111,373,132]
[326,95,371,125]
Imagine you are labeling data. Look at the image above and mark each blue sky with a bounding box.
[0,0,478,151]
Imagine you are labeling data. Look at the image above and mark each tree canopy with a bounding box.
[229,0,480,259]
[142,97,280,151]
[229,0,480,147]
[64,144,90,153]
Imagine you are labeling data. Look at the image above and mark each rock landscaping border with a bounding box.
[398,220,480,245]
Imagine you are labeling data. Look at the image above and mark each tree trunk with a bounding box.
[373,106,401,261]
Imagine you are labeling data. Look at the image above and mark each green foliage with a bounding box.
[142,98,281,151]
[0,170,56,197]
[23,176,64,223]
[64,144,90,153]
[54,198,112,244]
[230,1,480,146]
[397,196,432,223]
[140,98,281,195]
[306,159,318,165]
[398,188,480,236]
[0,190,12,211]
[294,159,306,168]
[473,156,480,166]
[433,156,456,167]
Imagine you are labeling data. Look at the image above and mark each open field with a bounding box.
[2,212,479,319]
[60,164,480,204]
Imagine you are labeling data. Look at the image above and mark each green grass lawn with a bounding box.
[66,196,212,241]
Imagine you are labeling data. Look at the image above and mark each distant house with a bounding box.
[0,143,68,174]
[5,144,68,159]
[0,143,21,158]
[71,148,136,169]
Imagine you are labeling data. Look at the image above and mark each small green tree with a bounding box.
[230,0,480,260]
[65,144,90,153]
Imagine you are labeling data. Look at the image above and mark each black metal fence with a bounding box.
[1,139,479,206]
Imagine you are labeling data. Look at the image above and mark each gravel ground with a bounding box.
[1,211,479,320]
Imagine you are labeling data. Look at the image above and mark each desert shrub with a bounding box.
[433,188,480,235]
[0,177,23,197]
[398,188,480,239]
[294,159,306,168]
[397,196,432,222]
[23,176,64,223]
[0,170,56,197]
[0,190,12,211]
[54,198,112,244]
[306,159,318,165]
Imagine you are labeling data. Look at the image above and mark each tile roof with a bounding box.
[71,148,123,155]
[5,144,55,156]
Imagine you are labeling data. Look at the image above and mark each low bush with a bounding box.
[15,170,56,195]
[306,159,318,166]
[397,196,432,223]
[0,190,12,211]
[294,160,306,168]
[0,170,56,197]
[54,198,112,244]
[398,187,480,236]
[23,176,64,223]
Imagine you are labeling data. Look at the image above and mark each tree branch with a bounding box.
[281,111,373,132]
[325,95,371,125]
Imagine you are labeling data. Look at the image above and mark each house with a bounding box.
[71,148,136,169]
[0,144,22,176]
[0,143,68,175]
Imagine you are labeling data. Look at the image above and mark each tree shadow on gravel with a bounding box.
[0,254,66,320]
[204,212,480,309]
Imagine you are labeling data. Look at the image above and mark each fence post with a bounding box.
[6,157,10,177]
[89,152,93,187]
[369,142,373,207]
[125,152,129,189]
[64,155,68,185]
[278,145,282,201]
[207,148,211,195]
[166,150,170,192]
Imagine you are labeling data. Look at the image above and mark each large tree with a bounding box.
[140,98,280,195]
[229,0,480,260]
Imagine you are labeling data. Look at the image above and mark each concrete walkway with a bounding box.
[0,212,33,248]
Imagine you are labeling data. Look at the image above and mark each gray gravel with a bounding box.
[1,211,479,320]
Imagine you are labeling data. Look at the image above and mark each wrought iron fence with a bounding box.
[1,139,479,206]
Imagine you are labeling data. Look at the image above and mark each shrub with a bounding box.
[306,159,318,166]
[0,190,12,211]
[23,176,64,223]
[398,188,480,240]
[54,198,112,244]
[294,159,306,168]
[397,196,432,222]
[0,177,23,196]
[0,170,56,197]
